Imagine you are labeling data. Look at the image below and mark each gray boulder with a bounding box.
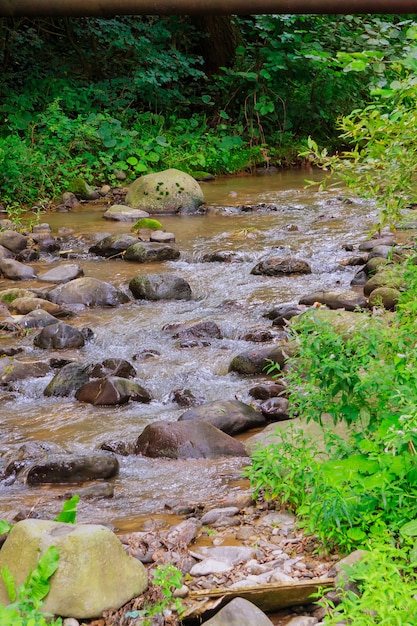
[229,343,296,375]
[48,277,130,307]
[103,204,150,221]
[18,309,61,329]
[179,400,265,435]
[0,229,27,253]
[0,519,147,618]
[126,168,204,214]
[8,297,71,317]
[26,452,119,484]
[202,598,273,626]
[89,234,139,257]
[134,420,248,459]
[0,357,50,383]
[38,264,84,283]
[124,242,180,263]
[260,397,290,421]
[75,376,152,405]
[129,274,192,301]
[251,257,311,276]
[44,362,92,397]
[34,323,86,349]
[89,358,136,379]
[0,258,37,280]
[299,289,367,311]
[170,320,222,341]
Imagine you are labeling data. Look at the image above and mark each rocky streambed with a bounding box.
[0,170,405,624]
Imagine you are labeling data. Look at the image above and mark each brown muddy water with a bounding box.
[0,170,376,530]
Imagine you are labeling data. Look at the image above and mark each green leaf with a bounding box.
[54,494,79,524]
[126,156,138,166]
[2,566,16,602]
[0,521,12,535]
[346,527,367,542]
[201,95,213,104]
[219,110,229,119]
[400,520,417,537]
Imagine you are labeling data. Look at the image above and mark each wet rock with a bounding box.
[298,289,367,311]
[48,277,130,307]
[126,168,204,214]
[242,328,275,342]
[134,420,248,459]
[201,507,239,525]
[16,248,39,263]
[358,237,395,251]
[103,204,150,221]
[368,244,399,259]
[99,440,134,456]
[8,297,72,317]
[89,358,136,379]
[133,349,160,360]
[285,616,318,626]
[170,320,222,341]
[44,362,92,397]
[350,269,367,286]
[124,241,180,263]
[34,323,86,349]
[170,388,204,407]
[251,257,311,276]
[26,452,119,484]
[129,274,192,301]
[38,264,84,283]
[18,309,61,329]
[202,251,240,263]
[0,519,147,618]
[149,230,176,243]
[0,258,37,281]
[0,244,14,259]
[261,397,290,421]
[65,482,115,499]
[229,343,295,375]
[0,288,35,304]
[89,234,139,257]
[75,376,152,405]
[368,286,401,310]
[268,304,304,326]
[202,598,274,626]
[0,230,27,253]
[179,400,266,435]
[249,383,287,400]
[0,357,50,384]
[38,237,61,253]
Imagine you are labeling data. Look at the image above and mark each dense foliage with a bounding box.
[1,14,416,205]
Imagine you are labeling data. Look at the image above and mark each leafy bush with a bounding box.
[246,256,417,552]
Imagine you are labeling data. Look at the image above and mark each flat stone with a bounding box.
[190,558,233,576]
[201,507,239,525]
[202,597,274,626]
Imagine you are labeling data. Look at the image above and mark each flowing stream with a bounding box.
[0,170,376,531]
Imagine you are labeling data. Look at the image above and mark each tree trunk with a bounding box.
[191,15,240,75]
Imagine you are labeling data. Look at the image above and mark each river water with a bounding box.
[0,170,376,530]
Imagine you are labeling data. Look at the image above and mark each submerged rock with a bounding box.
[89,234,139,257]
[134,420,248,459]
[44,362,92,397]
[0,357,50,383]
[0,519,147,618]
[26,452,119,484]
[103,204,149,221]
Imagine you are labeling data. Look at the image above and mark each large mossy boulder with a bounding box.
[126,169,204,214]
[0,519,147,618]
